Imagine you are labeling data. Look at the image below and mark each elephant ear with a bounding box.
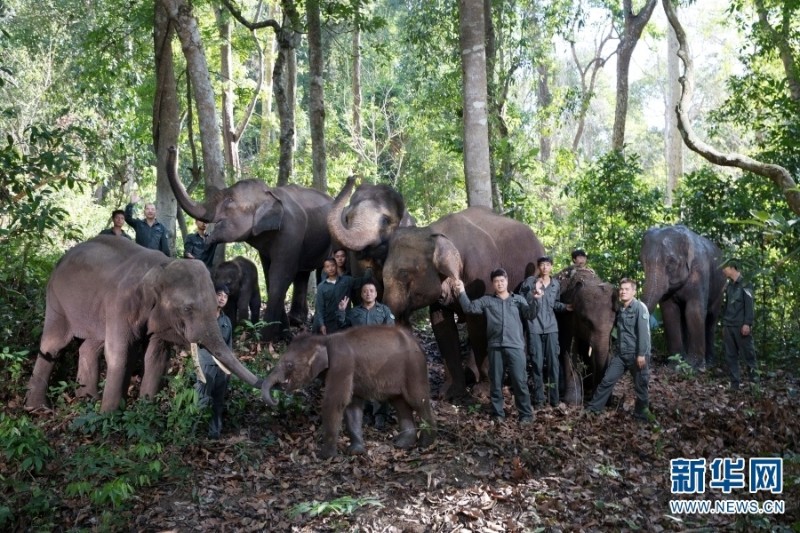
[128,264,163,323]
[432,234,462,280]
[253,191,284,235]
[308,343,329,379]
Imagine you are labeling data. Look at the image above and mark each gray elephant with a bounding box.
[25,236,270,412]
[327,176,416,293]
[212,256,261,327]
[641,225,725,369]
[555,266,617,404]
[263,326,436,459]
[331,191,545,402]
[166,146,332,341]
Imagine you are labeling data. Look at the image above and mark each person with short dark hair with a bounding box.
[520,256,570,408]
[184,219,218,269]
[312,257,371,335]
[571,249,588,267]
[99,209,132,239]
[454,269,538,425]
[333,248,350,276]
[195,284,233,439]
[586,278,651,420]
[721,259,756,390]
[125,193,170,256]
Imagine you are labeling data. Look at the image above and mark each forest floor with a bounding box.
[8,325,800,532]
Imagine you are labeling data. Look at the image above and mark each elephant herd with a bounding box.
[25,145,727,457]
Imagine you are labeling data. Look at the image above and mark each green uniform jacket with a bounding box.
[722,276,755,327]
[615,298,651,357]
[124,203,171,256]
[519,276,566,334]
[337,302,395,328]
[458,291,539,349]
[183,232,218,269]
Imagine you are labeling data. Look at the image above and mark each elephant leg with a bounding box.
[26,312,73,408]
[344,398,366,455]
[76,339,104,399]
[288,270,311,326]
[390,400,417,449]
[465,317,489,383]
[249,290,262,325]
[100,336,133,413]
[139,338,167,400]
[705,309,720,368]
[411,396,437,449]
[319,377,352,459]
[660,299,684,358]
[430,304,467,403]
[684,300,708,369]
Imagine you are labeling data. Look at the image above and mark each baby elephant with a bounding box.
[263,326,436,459]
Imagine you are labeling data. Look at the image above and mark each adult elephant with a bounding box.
[640,225,725,369]
[337,204,544,403]
[555,266,617,404]
[327,176,415,288]
[167,146,332,341]
[25,236,270,412]
[212,256,261,327]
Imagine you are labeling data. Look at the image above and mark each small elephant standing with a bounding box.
[212,256,262,327]
[640,225,725,369]
[556,266,617,404]
[262,326,436,459]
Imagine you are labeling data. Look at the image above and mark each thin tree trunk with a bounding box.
[352,25,362,148]
[665,19,682,207]
[611,0,658,151]
[161,0,226,192]
[483,0,502,210]
[459,0,492,208]
[216,7,239,179]
[307,0,326,193]
[154,0,180,254]
[537,63,552,164]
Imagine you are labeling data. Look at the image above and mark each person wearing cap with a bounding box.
[99,209,132,239]
[195,284,233,439]
[721,259,757,390]
[520,256,571,408]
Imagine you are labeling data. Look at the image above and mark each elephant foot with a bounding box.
[346,442,366,455]
[318,443,338,459]
[417,429,436,449]
[393,428,417,449]
[288,314,306,327]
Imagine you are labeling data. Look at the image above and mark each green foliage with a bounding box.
[290,495,383,518]
[565,150,664,281]
[0,413,55,474]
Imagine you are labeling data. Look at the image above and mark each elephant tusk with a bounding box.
[211,356,232,375]
[588,346,593,358]
[190,344,207,384]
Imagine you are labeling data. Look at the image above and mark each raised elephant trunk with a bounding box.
[166,146,218,223]
[327,176,383,250]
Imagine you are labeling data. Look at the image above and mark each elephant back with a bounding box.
[557,266,600,304]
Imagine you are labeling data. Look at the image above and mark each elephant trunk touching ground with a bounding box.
[166,146,219,223]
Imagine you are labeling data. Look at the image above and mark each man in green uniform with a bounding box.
[722,259,756,390]
[455,269,539,425]
[586,278,651,420]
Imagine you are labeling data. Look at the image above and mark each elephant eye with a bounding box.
[379,215,390,228]
[182,305,192,313]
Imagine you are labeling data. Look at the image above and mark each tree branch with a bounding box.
[662,0,800,215]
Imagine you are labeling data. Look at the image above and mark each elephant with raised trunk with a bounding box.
[166,146,332,341]
[26,236,270,413]
[640,225,725,369]
[327,176,416,291]
[263,326,436,459]
[556,266,617,404]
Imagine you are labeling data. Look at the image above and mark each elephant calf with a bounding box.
[263,326,436,459]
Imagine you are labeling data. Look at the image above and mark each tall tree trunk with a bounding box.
[352,24,362,150]
[260,21,277,154]
[307,0,326,193]
[216,7,240,179]
[537,63,552,164]
[274,1,300,186]
[154,1,180,255]
[611,0,658,151]
[459,0,492,209]
[161,0,226,192]
[665,18,682,207]
[483,0,502,210]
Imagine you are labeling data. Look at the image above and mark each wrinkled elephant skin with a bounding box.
[26,236,267,412]
[640,225,725,368]
[167,146,332,341]
[263,326,436,459]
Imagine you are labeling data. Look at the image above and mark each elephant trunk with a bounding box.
[327,176,383,251]
[641,260,667,313]
[196,331,265,395]
[166,146,217,223]
[261,367,285,407]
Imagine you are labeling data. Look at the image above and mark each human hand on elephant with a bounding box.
[453,279,465,294]
[338,296,350,311]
